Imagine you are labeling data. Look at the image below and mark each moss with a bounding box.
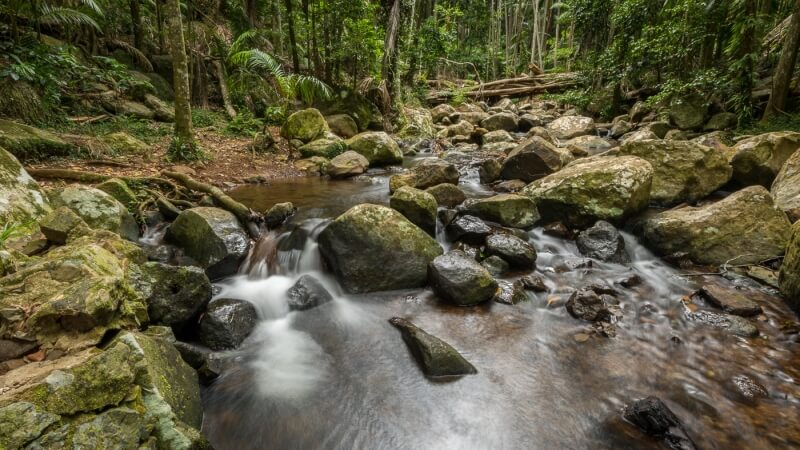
[96,178,139,211]
[298,136,346,158]
[780,222,800,307]
[101,132,149,155]
[281,108,329,143]
[0,119,76,162]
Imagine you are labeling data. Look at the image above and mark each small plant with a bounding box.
[166,137,207,162]
[449,86,467,106]
[262,106,286,126]
[192,108,225,128]
[0,221,33,248]
[225,111,264,137]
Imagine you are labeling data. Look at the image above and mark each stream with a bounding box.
[198,156,800,450]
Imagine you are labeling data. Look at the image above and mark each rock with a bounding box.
[294,156,330,175]
[199,298,258,350]
[0,402,59,449]
[446,215,493,244]
[397,107,435,142]
[431,104,456,123]
[281,108,329,143]
[500,137,574,182]
[546,115,595,140]
[167,207,250,280]
[618,140,732,205]
[566,287,613,322]
[0,119,74,161]
[610,120,634,138]
[130,262,212,328]
[265,202,296,228]
[520,274,547,292]
[316,90,382,131]
[771,145,800,217]
[522,156,653,228]
[732,132,800,187]
[704,112,737,131]
[112,99,155,120]
[101,132,149,154]
[493,280,529,305]
[638,186,791,265]
[463,194,539,229]
[440,120,474,137]
[326,150,369,178]
[630,102,652,122]
[696,284,763,316]
[345,132,403,166]
[687,310,759,337]
[0,147,51,240]
[428,251,498,306]
[318,204,443,293]
[566,135,611,156]
[298,134,347,159]
[623,397,697,450]
[481,255,510,276]
[286,275,334,311]
[144,93,175,122]
[730,374,768,401]
[426,183,466,208]
[482,130,515,144]
[485,233,537,268]
[479,158,503,183]
[620,129,659,144]
[388,317,477,377]
[669,99,706,130]
[156,195,181,220]
[480,112,519,132]
[576,221,630,263]
[642,121,672,139]
[95,178,138,211]
[38,206,90,244]
[325,114,359,138]
[49,185,138,240]
[779,221,800,307]
[665,129,688,140]
[390,187,438,235]
[390,158,460,192]
[493,179,527,193]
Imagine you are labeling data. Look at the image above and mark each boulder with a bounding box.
[480,112,519,132]
[167,207,250,280]
[479,158,503,184]
[431,104,456,123]
[493,280,529,305]
[298,134,346,159]
[485,233,537,269]
[318,204,443,293]
[440,120,474,138]
[345,132,403,166]
[446,215,493,244]
[101,132,149,154]
[669,100,706,130]
[144,93,175,122]
[0,146,51,232]
[315,90,382,131]
[576,220,630,264]
[389,317,477,377]
[641,121,672,139]
[780,221,800,307]
[428,251,498,306]
[397,107,435,142]
[38,206,90,244]
[328,150,369,178]
[500,137,574,182]
[638,186,792,265]
[389,158,459,192]
[565,135,612,156]
[281,108,329,143]
[49,185,139,241]
[390,187,438,235]
[199,298,258,350]
[522,156,653,228]
[630,102,652,122]
[287,275,334,311]
[112,99,154,120]
[462,194,538,229]
[95,178,138,210]
[731,132,800,187]
[482,130,515,144]
[425,183,466,208]
[610,120,634,138]
[546,116,595,140]
[130,262,212,328]
[294,156,330,176]
[325,114,359,138]
[265,202,296,228]
[0,119,74,161]
[619,129,658,144]
[481,255,510,276]
[704,112,738,131]
[618,140,732,205]
[459,112,490,125]
[566,287,613,322]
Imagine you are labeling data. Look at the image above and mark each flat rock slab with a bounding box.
[697,284,763,317]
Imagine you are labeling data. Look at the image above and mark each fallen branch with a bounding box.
[26,168,180,192]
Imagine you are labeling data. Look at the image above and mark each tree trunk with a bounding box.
[155,0,165,52]
[284,0,301,71]
[382,0,402,90]
[763,0,800,121]
[129,0,143,51]
[213,60,237,119]
[165,0,194,146]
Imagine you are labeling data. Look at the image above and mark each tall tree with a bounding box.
[763,0,800,120]
[165,0,197,158]
[284,0,301,71]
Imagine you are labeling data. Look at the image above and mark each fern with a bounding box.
[229,48,331,105]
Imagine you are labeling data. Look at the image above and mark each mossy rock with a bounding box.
[298,134,347,159]
[325,114,359,138]
[345,132,403,166]
[0,145,51,228]
[772,143,800,217]
[96,178,138,210]
[281,108,329,143]
[102,132,149,154]
[316,90,383,131]
[396,107,435,142]
[780,221,800,308]
[731,131,800,187]
[0,119,75,161]
[463,194,539,229]
[390,187,438,235]
[49,185,139,240]
[0,79,44,123]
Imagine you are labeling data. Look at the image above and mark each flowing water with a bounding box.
[200,159,800,450]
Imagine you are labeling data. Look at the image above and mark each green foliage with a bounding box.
[52,116,170,145]
[0,221,33,248]
[224,111,264,137]
[738,112,800,135]
[262,106,286,126]
[191,108,226,129]
[166,137,207,163]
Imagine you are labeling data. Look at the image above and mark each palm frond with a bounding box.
[105,38,154,72]
[39,5,101,30]
[72,0,104,16]
[292,75,332,104]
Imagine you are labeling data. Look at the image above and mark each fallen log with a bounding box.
[26,168,178,192]
[427,72,579,103]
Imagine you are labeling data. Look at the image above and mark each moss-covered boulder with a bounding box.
[144,93,175,122]
[780,221,800,308]
[500,136,574,182]
[431,103,456,123]
[638,186,792,265]
[463,194,539,229]
[128,262,212,330]
[0,231,148,353]
[669,99,706,130]
[318,204,443,293]
[49,185,139,241]
[704,112,738,131]
[389,158,459,192]
[546,115,595,140]
[281,108,329,143]
[294,156,330,176]
[771,145,800,218]
[166,207,250,280]
[397,107,436,142]
[345,132,403,166]
[522,156,653,228]
[389,317,477,378]
[390,187,438,235]
[425,183,466,208]
[316,89,383,131]
[38,206,91,244]
[96,178,138,210]
[101,132,149,155]
[731,132,800,187]
[0,119,74,161]
[0,146,51,231]
[325,114,359,138]
[480,112,519,132]
[298,133,347,159]
[328,150,369,178]
[617,139,732,205]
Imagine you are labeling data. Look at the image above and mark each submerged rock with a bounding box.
[389,317,477,378]
[731,131,800,187]
[696,284,763,317]
[623,396,698,450]
[485,233,537,269]
[686,310,759,337]
[428,251,498,306]
[287,274,334,311]
[49,185,139,241]
[199,298,258,350]
[462,194,539,229]
[390,186,438,235]
[500,137,573,183]
[345,132,403,166]
[576,221,630,264]
[281,108,329,143]
[318,204,443,293]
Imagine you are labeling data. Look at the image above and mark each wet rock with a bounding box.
[390,187,438,235]
[428,251,499,306]
[779,221,800,307]
[345,132,403,166]
[686,310,759,337]
[623,396,698,450]
[287,274,334,311]
[130,261,212,328]
[167,207,250,280]
[493,280,529,305]
[696,284,762,316]
[265,202,297,228]
[576,220,630,264]
[318,204,443,293]
[485,233,537,269]
[546,115,595,140]
[520,274,548,292]
[638,186,791,265]
[438,208,458,228]
[771,139,800,216]
[173,341,227,384]
[199,298,258,350]
[618,140,732,206]
[446,215,493,244]
[390,158,460,192]
[281,108,329,143]
[425,183,466,208]
[389,317,477,377]
[38,206,90,244]
[328,150,369,178]
[500,137,573,183]
[49,185,139,241]
[731,131,800,187]
[481,255,510,276]
[480,112,519,132]
[298,134,346,159]
[522,156,653,228]
[479,158,503,184]
[730,374,768,401]
[705,112,738,131]
[325,114,358,138]
[462,194,539,229]
[616,273,644,288]
[566,287,613,322]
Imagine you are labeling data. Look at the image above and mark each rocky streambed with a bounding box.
[1,97,800,449]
